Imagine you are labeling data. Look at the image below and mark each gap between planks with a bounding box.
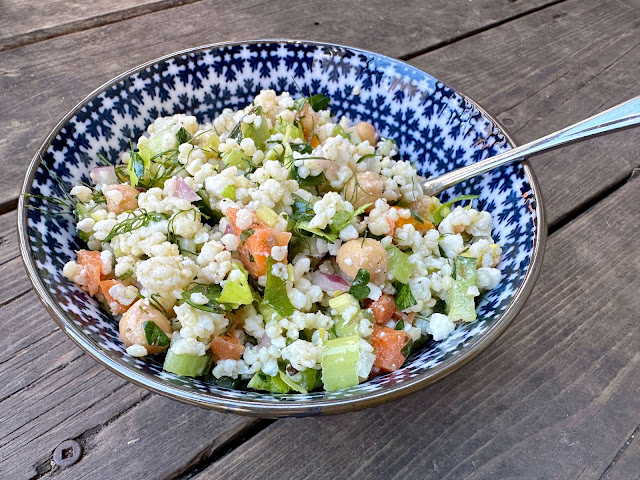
[397,0,570,61]
[0,0,204,53]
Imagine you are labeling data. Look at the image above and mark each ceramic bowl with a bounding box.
[18,40,546,417]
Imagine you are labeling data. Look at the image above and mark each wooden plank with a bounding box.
[0,210,18,265]
[51,396,259,480]
[195,173,640,479]
[0,0,558,211]
[0,0,201,52]
[601,425,640,480]
[409,0,640,226]
[0,285,260,479]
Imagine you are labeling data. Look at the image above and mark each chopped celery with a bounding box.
[333,317,359,338]
[247,371,290,393]
[256,204,279,227]
[116,268,134,281]
[178,237,196,255]
[163,350,211,377]
[274,117,303,141]
[74,202,91,242]
[321,336,361,391]
[138,145,154,166]
[385,244,412,284]
[377,137,397,157]
[447,256,478,323]
[148,128,175,156]
[218,268,253,307]
[241,106,271,149]
[202,134,220,159]
[432,194,480,226]
[332,124,351,141]
[221,184,235,200]
[258,302,282,323]
[279,368,320,394]
[222,150,252,170]
[328,293,359,315]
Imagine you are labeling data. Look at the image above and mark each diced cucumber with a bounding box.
[193,188,222,226]
[332,124,351,141]
[321,336,361,391]
[385,244,412,284]
[256,204,278,227]
[241,106,271,149]
[163,350,211,377]
[447,256,478,323]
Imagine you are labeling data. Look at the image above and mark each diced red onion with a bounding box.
[257,333,271,349]
[312,271,350,294]
[89,166,118,187]
[167,177,201,202]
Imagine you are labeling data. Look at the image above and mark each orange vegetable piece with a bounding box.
[310,135,320,148]
[103,184,139,215]
[369,293,398,325]
[388,206,435,236]
[211,333,245,360]
[77,250,102,295]
[371,325,412,372]
[226,208,291,277]
[99,279,129,314]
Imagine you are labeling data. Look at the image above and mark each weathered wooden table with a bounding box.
[1,1,639,478]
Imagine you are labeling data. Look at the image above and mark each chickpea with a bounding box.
[336,238,388,284]
[298,103,319,141]
[343,171,388,209]
[104,184,139,215]
[119,299,172,354]
[355,121,377,145]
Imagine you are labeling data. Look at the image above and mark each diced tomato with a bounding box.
[371,325,412,372]
[226,208,291,277]
[77,250,102,295]
[99,279,129,314]
[211,333,245,360]
[103,184,139,215]
[369,293,398,325]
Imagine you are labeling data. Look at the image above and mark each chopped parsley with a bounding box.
[143,321,170,347]
[240,228,255,245]
[393,281,417,310]
[263,256,295,317]
[104,210,167,242]
[348,268,371,300]
[181,283,223,313]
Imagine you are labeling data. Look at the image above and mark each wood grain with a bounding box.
[196,175,640,480]
[409,0,640,226]
[600,423,640,480]
[0,0,201,52]
[0,0,558,212]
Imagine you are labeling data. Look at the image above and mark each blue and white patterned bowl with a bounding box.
[18,40,546,417]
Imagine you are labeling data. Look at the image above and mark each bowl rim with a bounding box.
[17,39,547,417]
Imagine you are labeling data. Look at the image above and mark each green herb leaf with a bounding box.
[291,166,325,186]
[290,194,315,223]
[400,338,414,358]
[330,203,372,234]
[248,252,255,263]
[395,319,405,330]
[240,228,255,245]
[143,321,170,347]
[104,210,167,242]
[410,210,425,224]
[292,97,306,111]
[127,150,145,187]
[182,283,223,313]
[438,245,448,259]
[432,194,480,226]
[433,298,446,314]
[175,127,191,145]
[289,142,313,154]
[393,281,417,310]
[348,268,371,300]
[308,93,330,112]
[264,256,295,318]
